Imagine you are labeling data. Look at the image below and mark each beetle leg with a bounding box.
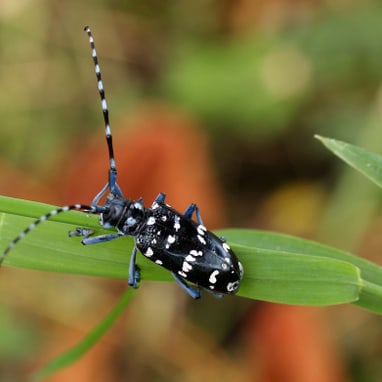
[183,203,204,225]
[154,192,166,203]
[205,289,224,299]
[171,272,201,299]
[70,231,122,245]
[128,246,141,288]
[68,227,94,238]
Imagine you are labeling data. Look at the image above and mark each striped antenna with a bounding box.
[0,204,101,266]
[0,27,117,266]
[84,26,117,177]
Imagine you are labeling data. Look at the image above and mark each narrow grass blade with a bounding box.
[315,135,382,188]
[32,288,135,381]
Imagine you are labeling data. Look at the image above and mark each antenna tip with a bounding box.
[84,25,90,32]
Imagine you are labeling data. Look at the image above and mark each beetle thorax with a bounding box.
[100,194,146,235]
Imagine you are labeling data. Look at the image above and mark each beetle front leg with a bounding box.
[69,228,122,244]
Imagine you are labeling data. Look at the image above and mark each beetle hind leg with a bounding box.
[171,272,201,299]
[183,203,204,225]
[128,247,141,288]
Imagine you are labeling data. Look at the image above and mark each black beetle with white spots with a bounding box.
[0,26,244,299]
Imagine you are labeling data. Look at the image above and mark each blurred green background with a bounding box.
[2,0,382,381]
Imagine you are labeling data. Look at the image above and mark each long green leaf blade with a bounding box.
[0,196,364,307]
[223,229,382,313]
[315,134,382,188]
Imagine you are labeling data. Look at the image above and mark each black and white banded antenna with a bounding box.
[0,26,117,266]
[84,26,123,204]
[0,204,104,266]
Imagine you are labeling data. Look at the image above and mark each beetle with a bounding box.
[0,26,243,299]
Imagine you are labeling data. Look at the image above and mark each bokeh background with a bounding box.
[1,0,382,381]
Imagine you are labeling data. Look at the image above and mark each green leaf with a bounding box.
[32,288,136,380]
[315,134,382,188]
[225,229,382,313]
[232,243,360,305]
[0,195,370,308]
[0,196,171,281]
[3,194,382,378]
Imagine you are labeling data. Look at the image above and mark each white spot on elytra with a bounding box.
[174,216,181,232]
[167,235,176,244]
[178,271,187,278]
[155,259,163,265]
[197,225,207,235]
[227,281,239,292]
[147,217,156,225]
[209,270,219,284]
[189,250,203,257]
[185,255,196,262]
[165,235,176,249]
[182,261,193,273]
[144,247,154,257]
[222,242,231,252]
[197,235,207,245]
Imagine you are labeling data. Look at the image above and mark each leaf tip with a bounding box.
[314,134,325,142]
